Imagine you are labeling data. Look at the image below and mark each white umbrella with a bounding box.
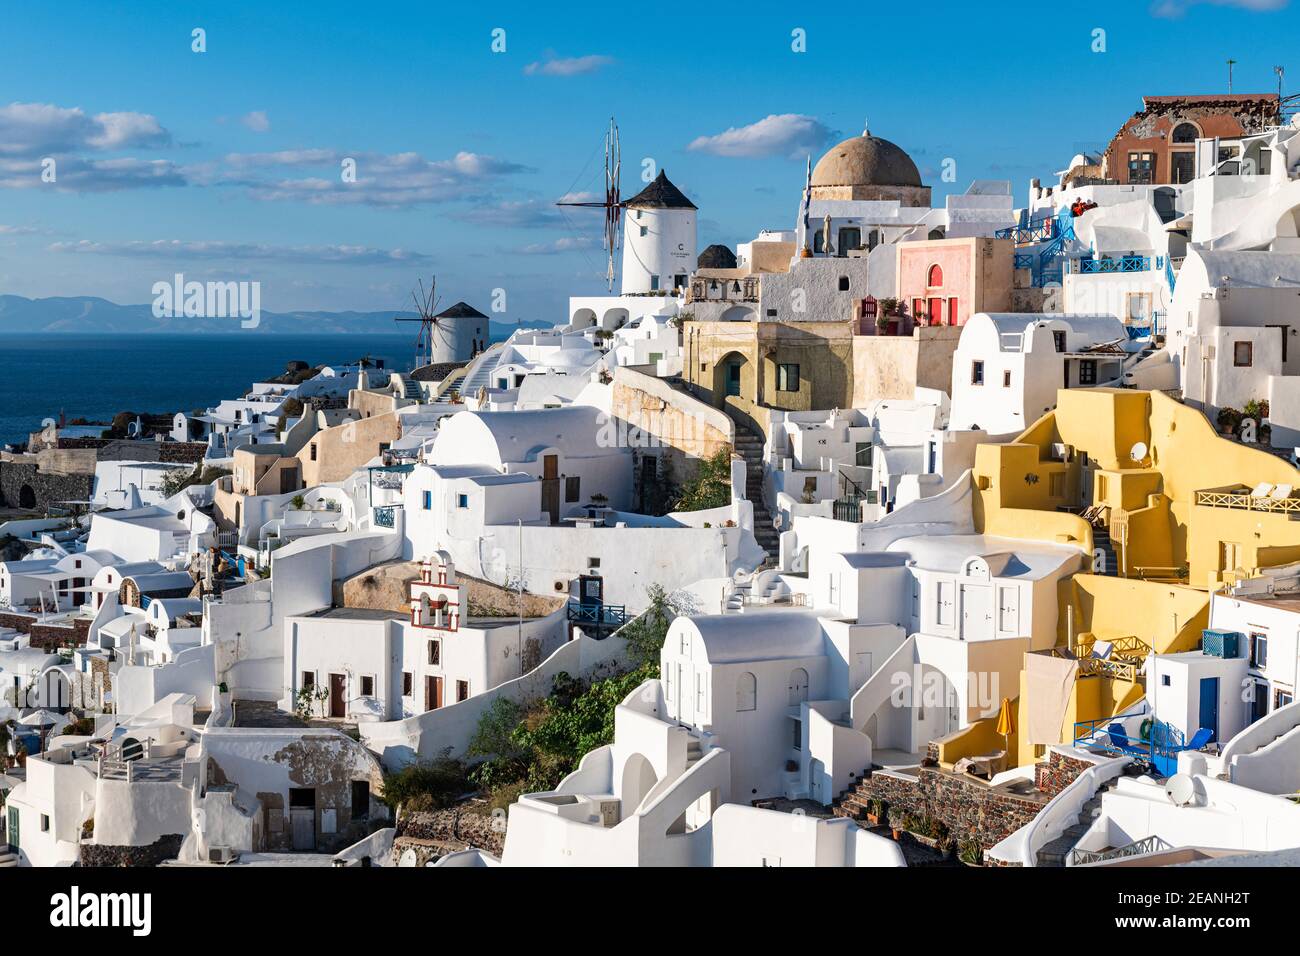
[18,709,60,727]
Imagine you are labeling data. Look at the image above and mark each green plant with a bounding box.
[958,839,984,866]
[291,494,306,510]
[380,748,470,813]
[292,684,328,721]
[619,584,694,668]
[673,448,731,512]
[1217,407,1243,433]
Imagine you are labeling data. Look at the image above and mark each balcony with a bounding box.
[372,505,398,528]
[567,601,627,631]
[687,277,759,304]
[1195,486,1300,517]
[1069,255,1162,275]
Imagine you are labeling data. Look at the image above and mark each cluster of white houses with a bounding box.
[4,94,1300,869]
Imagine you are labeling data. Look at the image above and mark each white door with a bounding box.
[960,585,993,640]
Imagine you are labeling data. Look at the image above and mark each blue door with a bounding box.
[725,361,742,397]
[1199,677,1220,742]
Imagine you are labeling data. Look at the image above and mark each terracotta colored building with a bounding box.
[894,236,1014,328]
[1103,94,1281,186]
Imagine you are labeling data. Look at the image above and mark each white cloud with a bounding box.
[1151,0,1287,15]
[0,156,187,191]
[48,238,432,265]
[240,110,271,132]
[686,113,836,159]
[0,102,170,156]
[523,54,614,76]
[222,149,533,207]
[518,236,600,255]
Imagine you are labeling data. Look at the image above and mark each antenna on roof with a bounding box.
[1227,58,1237,94]
[395,276,441,370]
[1276,65,1286,99]
[556,117,622,292]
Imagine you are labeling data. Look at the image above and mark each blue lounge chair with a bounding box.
[1106,723,1148,757]
[1183,727,1214,751]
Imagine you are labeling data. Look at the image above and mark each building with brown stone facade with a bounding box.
[1103,94,1281,186]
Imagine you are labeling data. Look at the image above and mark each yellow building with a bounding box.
[967,388,1300,765]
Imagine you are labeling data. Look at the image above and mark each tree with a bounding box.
[620,584,695,668]
[673,448,731,512]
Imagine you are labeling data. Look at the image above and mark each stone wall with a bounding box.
[1033,749,1096,798]
[338,559,564,619]
[395,805,505,857]
[838,767,1046,851]
[80,833,185,867]
[0,460,94,512]
[29,618,90,651]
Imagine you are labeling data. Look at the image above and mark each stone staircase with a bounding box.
[1091,526,1118,575]
[0,849,18,868]
[1035,778,1118,867]
[733,425,779,564]
[830,769,878,822]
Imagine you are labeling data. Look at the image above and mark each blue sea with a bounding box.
[0,334,421,446]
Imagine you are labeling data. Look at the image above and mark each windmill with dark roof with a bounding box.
[396,276,488,369]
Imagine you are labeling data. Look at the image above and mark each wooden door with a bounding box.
[928,298,943,326]
[329,673,346,718]
[425,675,443,710]
[542,454,560,524]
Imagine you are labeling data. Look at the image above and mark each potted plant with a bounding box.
[865,797,887,826]
[1217,406,1242,436]
[888,807,907,840]
[958,839,984,867]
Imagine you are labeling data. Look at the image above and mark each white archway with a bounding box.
[619,752,658,816]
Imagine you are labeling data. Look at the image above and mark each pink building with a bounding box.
[896,237,1014,328]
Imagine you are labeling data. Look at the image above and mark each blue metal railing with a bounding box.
[567,601,627,629]
[1073,255,1157,274]
[995,218,1058,243]
[1014,253,1035,270]
[139,594,152,610]
[1074,713,1188,776]
[372,505,397,528]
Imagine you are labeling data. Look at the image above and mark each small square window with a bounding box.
[360,675,374,697]
[565,476,581,502]
[310,444,318,461]
[777,364,800,392]
[1003,370,1012,388]
[41,814,50,832]
[1161,674,1172,687]
[1078,360,1097,385]
[971,361,984,386]
[1234,341,1253,367]
[403,672,413,696]
[428,640,441,666]
[422,490,432,510]
[588,557,601,569]
[456,494,469,508]
[456,680,470,702]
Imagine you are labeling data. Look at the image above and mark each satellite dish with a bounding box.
[398,848,418,868]
[1129,441,1148,463]
[1166,773,1196,807]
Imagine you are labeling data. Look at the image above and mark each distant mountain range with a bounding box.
[0,294,551,338]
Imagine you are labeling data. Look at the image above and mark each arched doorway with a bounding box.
[620,753,658,817]
[571,308,597,331]
[711,351,749,405]
[18,484,36,510]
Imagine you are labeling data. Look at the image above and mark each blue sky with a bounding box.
[0,0,1296,324]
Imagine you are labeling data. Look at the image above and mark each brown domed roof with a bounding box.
[811,132,922,188]
[697,244,737,269]
[623,170,697,210]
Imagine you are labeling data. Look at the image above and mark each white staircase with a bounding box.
[0,850,18,868]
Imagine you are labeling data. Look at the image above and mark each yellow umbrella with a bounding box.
[995,697,1015,754]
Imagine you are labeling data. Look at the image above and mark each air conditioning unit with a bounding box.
[208,846,239,865]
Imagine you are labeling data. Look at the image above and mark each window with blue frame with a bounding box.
[457,494,469,508]
[422,491,432,510]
